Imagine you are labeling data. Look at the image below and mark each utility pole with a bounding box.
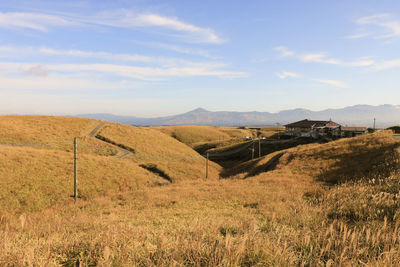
[373,118,376,130]
[74,137,78,203]
[206,152,209,179]
[276,122,281,140]
[258,138,261,158]
[252,141,255,160]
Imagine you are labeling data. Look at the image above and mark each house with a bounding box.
[285,119,341,138]
[340,126,367,137]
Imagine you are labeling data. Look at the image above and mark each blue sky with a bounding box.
[1,0,400,117]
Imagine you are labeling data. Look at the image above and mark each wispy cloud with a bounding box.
[138,42,216,59]
[276,71,300,79]
[353,13,400,39]
[274,46,295,57]
[311,79,349,88]
[274,46,375,67]
[0,10,223,43]
[275,69,347,88]
[372,58,400,71]
[0,61,247,81]
[346,32,371,39]
[300,53,341,65]
[0,45,215,67]
[0,12,76,31]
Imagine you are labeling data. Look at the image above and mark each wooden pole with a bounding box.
[258,138,261,158]
[74,137,78,203]
[206,152,209,179]
[252,141,255,160]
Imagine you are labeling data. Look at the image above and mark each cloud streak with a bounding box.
[0,45,218,67]
[276,71,300,79]
[0,61,247,81]
[275,70,348,88]
[275,46,375,67]
[0,12,76,31]
[0,10,223,43]
[348,13,400,39]
[274,46,295,57]
[311,79,349,88]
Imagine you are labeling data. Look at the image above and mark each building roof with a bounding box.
[285,119,340,128]
[341,126,367,132]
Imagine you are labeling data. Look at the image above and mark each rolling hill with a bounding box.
[0,115,220,213]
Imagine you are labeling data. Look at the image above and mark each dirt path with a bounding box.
[88,122,133,159]
[88,122,105,137]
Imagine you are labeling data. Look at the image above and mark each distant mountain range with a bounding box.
[75,104,400,127]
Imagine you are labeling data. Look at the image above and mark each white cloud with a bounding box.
[0,45,218,67]
[38,47,155,63]
[300,53,341,65]
[355,13,400,38]
[0,74,134,91]
[0,10,223,43]
[346,32,371,39]
[0,61,247,81]
[0,12,76,31]
[311,79,349,88]
[274,46,295,57]
[139,42,215,59]
[275,46,375,67]
[372,59,400,71]
[347,58,375,67]
[276,71,300,79]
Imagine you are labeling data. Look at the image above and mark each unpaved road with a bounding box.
[89,122,133,159]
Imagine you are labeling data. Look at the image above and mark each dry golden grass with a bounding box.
[0,115,119,156]
[3,169,400,266]
[228,131,400,182]
[152,126,253,146]
[2,116,400,265]
[98,123,221,182]
[0,146,167,214]
[0,115,98,142]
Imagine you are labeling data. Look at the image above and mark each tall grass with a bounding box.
[1,116,400,265]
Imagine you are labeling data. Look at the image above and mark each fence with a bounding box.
[0,136,268,203]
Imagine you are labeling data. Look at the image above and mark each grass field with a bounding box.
[1,116,400,265]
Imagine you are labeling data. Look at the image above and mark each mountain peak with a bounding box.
[188,108,209,113]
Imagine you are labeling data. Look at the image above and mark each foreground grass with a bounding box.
[3,170,400,266]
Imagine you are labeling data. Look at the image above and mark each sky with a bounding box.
[1,0,400,117]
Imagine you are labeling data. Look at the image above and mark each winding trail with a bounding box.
[88,122,105,137]
[88,122,133,159]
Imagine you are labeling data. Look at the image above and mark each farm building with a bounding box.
[285,119,368,139]
[341,126,367,137]
[285,119,341,138]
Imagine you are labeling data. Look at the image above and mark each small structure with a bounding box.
[285,119,341,139]
[388,126,400,134]
[340,126,367,137]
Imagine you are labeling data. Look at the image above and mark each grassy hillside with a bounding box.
[226,131,400,182]
[0,116,220,213]
[97,123,221,182]
[3,116,400,265]
[0,116,119,156]
[152,125,258,156]
[0,146,167,214]
[0,115,97,142]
